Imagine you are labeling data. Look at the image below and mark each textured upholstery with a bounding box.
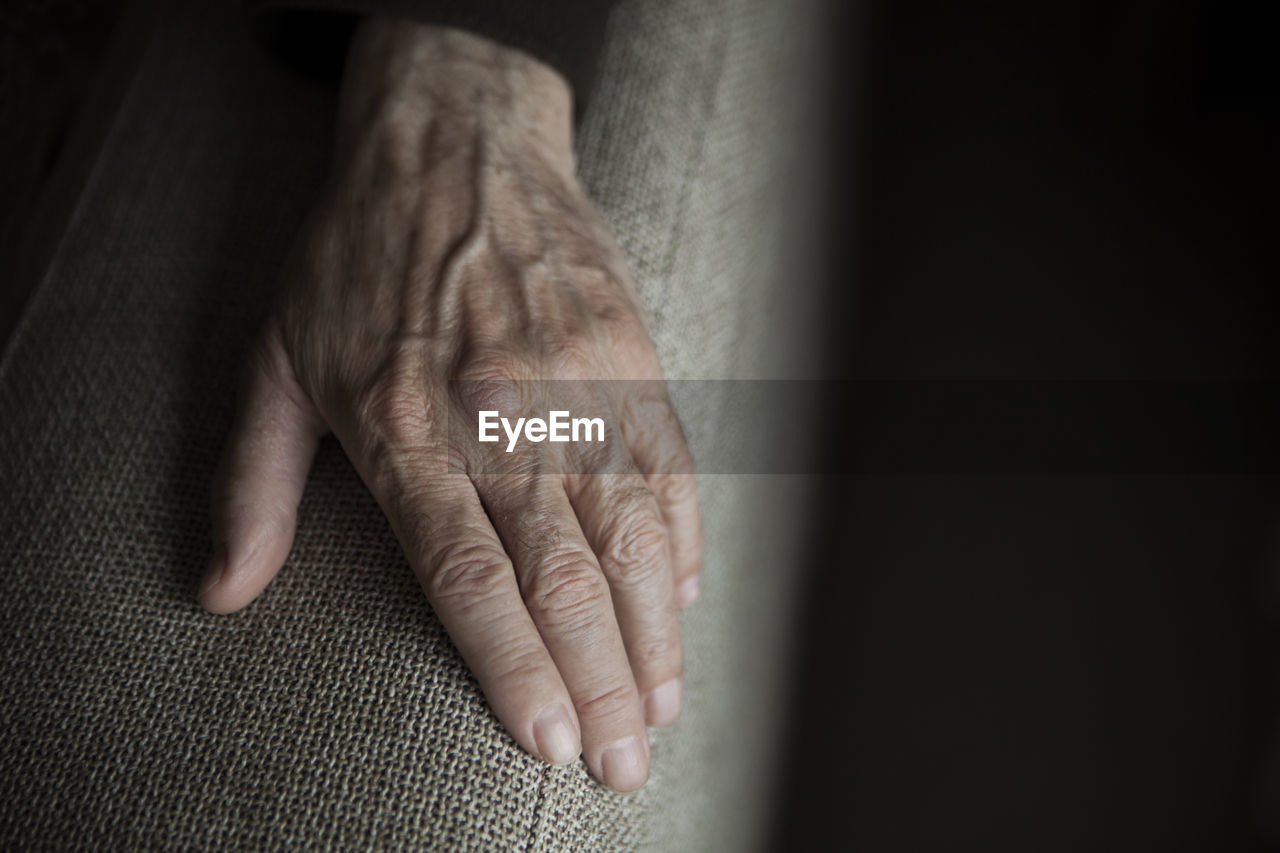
[0,1,821,848]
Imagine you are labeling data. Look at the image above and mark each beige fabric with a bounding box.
[0,1,821,849]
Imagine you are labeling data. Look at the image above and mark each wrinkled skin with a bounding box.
[198,20,702,792]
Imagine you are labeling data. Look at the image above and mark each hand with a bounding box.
[197,19,702,792]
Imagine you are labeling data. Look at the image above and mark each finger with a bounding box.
[200,335,326,614]
[566,469,684,728]
[622,387,703,608]
[478,473,650,792]
[346,426,584,768]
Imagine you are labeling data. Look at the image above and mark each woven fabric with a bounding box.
[0,1,820,849]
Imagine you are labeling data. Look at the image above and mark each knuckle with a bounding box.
[664,434,697,475]
[523,556,608,629]
[457,348,532,413]
[514,505,567,558]
[428,541,511,605]
[574,681,638,722]
[651,469,699,505]
[624,398,692,463]
[486,641,550,685]
[602,512,668,586]
[629,631,681,674]
[591,292,634,331]
[594,298,647,356]
[356,374,432,447]
[545,335,599,381]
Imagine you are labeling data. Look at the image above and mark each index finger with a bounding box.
[343,425,584,769]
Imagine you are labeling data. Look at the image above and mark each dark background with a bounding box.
[0,1,120,345]
[777,1,1279,849]
[3,1,1278,849]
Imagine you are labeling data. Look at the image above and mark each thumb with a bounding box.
[199,332,325,614]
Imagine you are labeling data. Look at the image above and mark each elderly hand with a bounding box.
[197,19,701,792]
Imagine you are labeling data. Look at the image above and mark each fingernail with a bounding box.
[198,554,225,599]
[533,704,580,765]
[675,575,700,608]
[644,677,683,727]
[601,735,649,792]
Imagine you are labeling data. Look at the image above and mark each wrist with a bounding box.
[339,19,576,176]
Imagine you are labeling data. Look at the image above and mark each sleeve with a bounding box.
[250,1,618,114]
